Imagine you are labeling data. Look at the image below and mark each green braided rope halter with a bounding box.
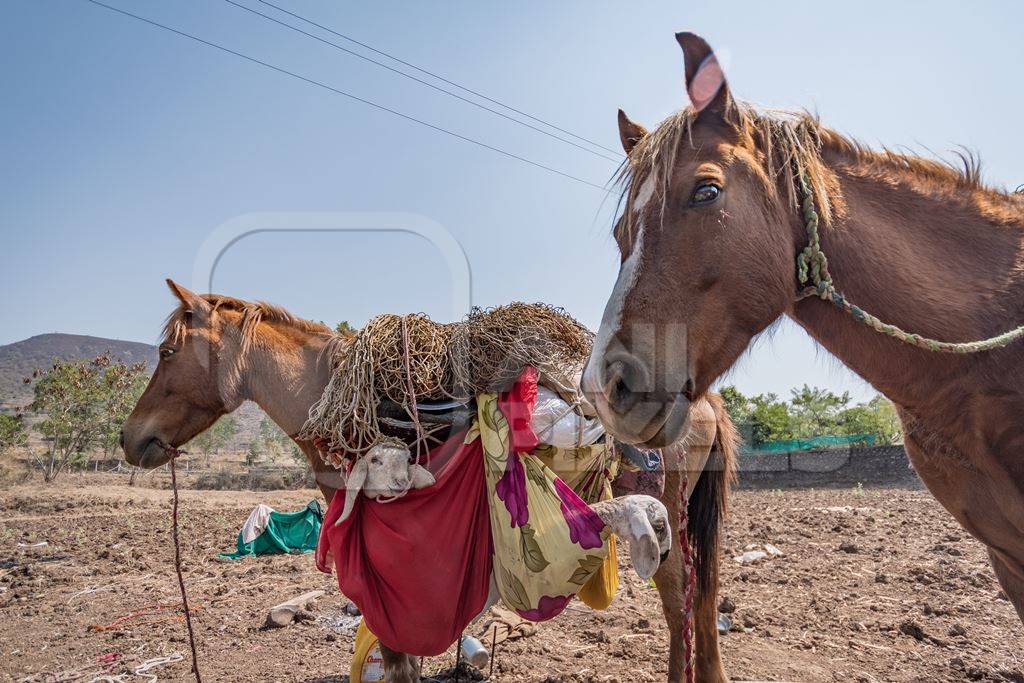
[794,171,1024,353]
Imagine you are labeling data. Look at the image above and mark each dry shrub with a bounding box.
[193,467,313,491]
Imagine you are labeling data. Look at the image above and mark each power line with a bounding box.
[81,0,610,191]
[254,0,624,158]
[223,0,621,163]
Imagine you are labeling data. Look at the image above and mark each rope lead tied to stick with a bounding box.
[161,443,203,682]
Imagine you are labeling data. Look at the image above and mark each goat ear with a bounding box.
[628,511,661,580]
[409,463,435,490]
[336,458,368,525]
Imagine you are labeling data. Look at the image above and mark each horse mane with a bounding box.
[615,103,1023,243]
[161,294,342,351]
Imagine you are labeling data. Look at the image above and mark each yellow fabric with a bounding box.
[351,619,385,682]
[472,393,614,619]
[577,534,618,610]
[532,437,620,611]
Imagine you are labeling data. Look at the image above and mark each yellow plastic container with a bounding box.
[351,619,385,682]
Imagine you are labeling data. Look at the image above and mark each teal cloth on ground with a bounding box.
[220,500,323,560]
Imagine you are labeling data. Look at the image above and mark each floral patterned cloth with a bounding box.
[468,367,618,622]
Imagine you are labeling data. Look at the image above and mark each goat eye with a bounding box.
[690,183,721,206]
[371,457,380,465]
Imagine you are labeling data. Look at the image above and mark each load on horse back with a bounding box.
[121,280,738,683]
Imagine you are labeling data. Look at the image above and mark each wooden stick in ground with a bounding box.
[266,590,326,628]
[170,455,202,682]
[489,624,497,679]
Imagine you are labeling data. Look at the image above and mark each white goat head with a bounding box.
[591,495,672,580]
[337,441,436,524]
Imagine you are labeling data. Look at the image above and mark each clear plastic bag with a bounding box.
[530,386,605,448]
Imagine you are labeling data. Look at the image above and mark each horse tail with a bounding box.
[687,393,739,597]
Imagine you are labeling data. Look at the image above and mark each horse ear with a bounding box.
[675,32,734,121]
[617,109,648,155]
[166,279,212,317]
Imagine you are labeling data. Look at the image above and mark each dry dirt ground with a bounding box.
[1,474,1022,682]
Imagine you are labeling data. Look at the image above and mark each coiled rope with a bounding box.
[795,171,1024,353]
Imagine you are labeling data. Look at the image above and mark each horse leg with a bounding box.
[379,644,420,683]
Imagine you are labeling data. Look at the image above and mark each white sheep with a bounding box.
[337,440,435,524]
[590,495,672,579]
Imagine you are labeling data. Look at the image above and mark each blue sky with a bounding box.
[2,1,1022,403]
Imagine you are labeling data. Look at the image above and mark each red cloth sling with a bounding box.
[316,369,543,656]
[316,430,492,656]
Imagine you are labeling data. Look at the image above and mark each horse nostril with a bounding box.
[603,357,642,413]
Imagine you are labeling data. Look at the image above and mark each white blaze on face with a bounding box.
[583,171,657,397]
[633,172,658,215]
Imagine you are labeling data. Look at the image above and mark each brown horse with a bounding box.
[121,280,738,682]
[583,30,1024,654]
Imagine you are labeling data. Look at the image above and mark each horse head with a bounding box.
[120,280,248,468]
[583,33,802,448]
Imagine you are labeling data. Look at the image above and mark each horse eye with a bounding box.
[159,348,176,359]
[690,183,721,206]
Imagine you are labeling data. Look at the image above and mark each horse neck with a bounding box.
[242,326,334,439]
[786,155,1024,411]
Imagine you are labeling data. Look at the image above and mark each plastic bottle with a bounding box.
[461,635,489,669]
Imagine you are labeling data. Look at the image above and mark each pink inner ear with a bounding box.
[688,54,725,112]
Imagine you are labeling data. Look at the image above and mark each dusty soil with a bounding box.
[1,473,1022,682]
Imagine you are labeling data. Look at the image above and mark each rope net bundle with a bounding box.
[301,303,593,462]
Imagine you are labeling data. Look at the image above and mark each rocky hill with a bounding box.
[0,333,157,407]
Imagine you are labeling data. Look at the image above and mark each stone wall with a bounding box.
[736,445,923,489]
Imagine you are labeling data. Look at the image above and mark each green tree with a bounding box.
[747,393,796,444]
[0,413,27,454]
[260,415,291,463]
[247,414,291,465]
[28,355,148,482]
[99,362,150,459]
[188,414,238,466]
[837,395,902,444]
[718,385,750,423]
[335,321,357,336]
[788,385,850,438]
[718,386,794,446]
[718,384,903,448]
